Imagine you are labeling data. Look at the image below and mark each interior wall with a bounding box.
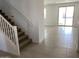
[0,0,4,8]
[28,0,44,43]
[4,0,44,43]
[45,2,79,27]
[45,5,58,26]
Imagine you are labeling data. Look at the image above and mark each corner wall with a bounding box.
[3,0,44,43]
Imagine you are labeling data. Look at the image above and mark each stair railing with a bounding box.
[0,14,20,55]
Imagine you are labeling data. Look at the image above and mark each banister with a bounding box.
[13,26,20,55]
[0,14,13,29]
[0,13,20,55]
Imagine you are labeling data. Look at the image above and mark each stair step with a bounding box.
[7,18,11,22]
[0,10,2,13]
[3,16,14,25]
[20,39,32,49]
[19,37,29,44]
[8,19,11,21]
[0,12,15,26]
[18,31,25,37]
[17,28,21,32]
[4,16,9,19]
[0,12,5,16]
[11,22,15,25]
[19,35,28,41]
[10,21,14,24]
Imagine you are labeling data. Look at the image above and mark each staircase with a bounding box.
[0,10,32,50]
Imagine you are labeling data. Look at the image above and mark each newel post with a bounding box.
[13,26,20,56]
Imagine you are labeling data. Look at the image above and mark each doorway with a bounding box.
[58,6,74,26]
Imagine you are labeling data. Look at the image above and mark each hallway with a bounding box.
[20,26,79,58]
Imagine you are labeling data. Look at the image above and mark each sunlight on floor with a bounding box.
[60,27,72,34]
[21,26,79,58]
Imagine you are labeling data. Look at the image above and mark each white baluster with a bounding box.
[0,14,20,55]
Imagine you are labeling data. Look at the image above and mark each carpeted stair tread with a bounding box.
[20,39,32,49]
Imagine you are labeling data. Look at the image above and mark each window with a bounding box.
[44,8,46,19]
[58,6,74,26]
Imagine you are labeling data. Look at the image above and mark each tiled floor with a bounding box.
[20,26,79,58]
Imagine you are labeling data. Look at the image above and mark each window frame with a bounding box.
[58,5,75,26]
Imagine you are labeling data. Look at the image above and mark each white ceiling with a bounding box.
[44,0,79,5]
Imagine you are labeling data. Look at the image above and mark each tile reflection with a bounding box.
[44,26,78,49]
[59,27,72,34]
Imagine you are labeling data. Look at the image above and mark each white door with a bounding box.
[58,6,74,26]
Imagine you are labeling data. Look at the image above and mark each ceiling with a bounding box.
[44,0,79,5]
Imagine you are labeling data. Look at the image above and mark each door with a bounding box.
[58,6,74,26]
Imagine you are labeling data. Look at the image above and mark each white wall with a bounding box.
[45,2,79,27]
[27,0,44,43]
[5,0,44,43]
[45,5,58,26]
[0,0,4,8]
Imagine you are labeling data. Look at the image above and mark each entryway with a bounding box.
[58,6,74,26]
